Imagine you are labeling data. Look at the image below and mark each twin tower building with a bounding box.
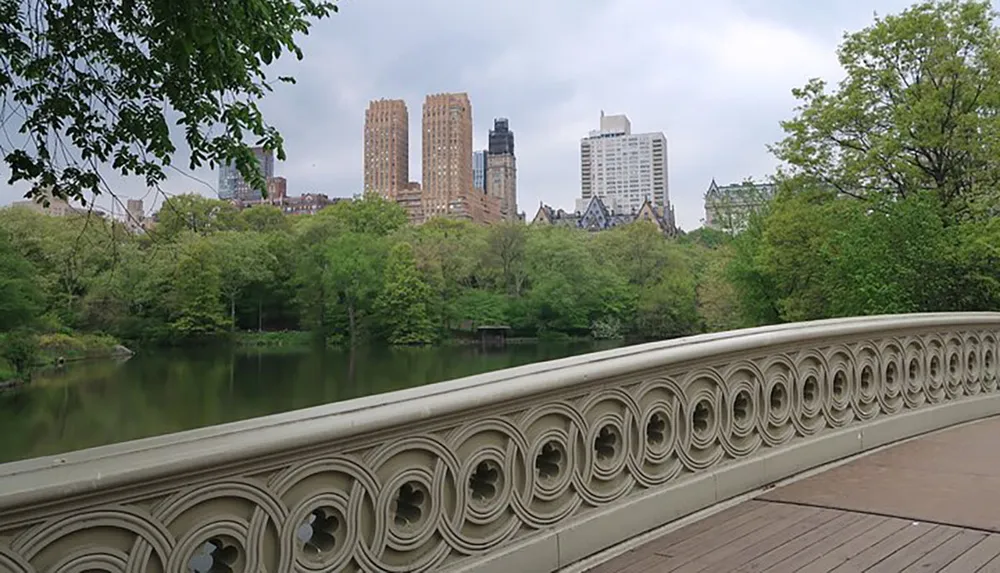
[363,94,518,225]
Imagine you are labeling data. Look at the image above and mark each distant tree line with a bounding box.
[0,194,718,347]
[3,0,1000,358]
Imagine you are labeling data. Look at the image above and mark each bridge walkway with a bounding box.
[590,417,1000,572]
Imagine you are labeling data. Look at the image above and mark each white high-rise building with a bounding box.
[578,112,669,214]
[473,150,487,192]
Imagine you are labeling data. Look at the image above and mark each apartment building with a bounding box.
[363,99,409,199]
[579,112,669,216]
[422,92,475,219]
[486,118,517,221]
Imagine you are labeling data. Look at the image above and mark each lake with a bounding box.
[0,340,624,463]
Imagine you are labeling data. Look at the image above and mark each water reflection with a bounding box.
[0,341,623,463]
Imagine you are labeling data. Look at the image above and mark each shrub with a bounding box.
[1,331,39,378]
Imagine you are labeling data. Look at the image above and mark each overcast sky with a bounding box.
[0,0,949,230]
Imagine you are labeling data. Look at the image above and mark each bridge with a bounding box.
[1,313,1000,572]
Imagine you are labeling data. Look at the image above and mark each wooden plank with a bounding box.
[587,501,774,573]
[616,503,797,573]
[587,501,766,573]
[727,510,868,573]
[938,534,1000,572]
[647,504,801,567]
[796,518,915,572]
[900,530,988,572]
[697,508,841,573]
[863,525,960,572]
[671,507,832,573]
[642,500,772,549]
[762,514,892,572]
[824,521,936,572]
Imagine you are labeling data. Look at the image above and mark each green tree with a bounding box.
[682,227,731,249]
[696,246,743,332]
[0,206,123,327]
[237,205,291,233]
[375,243,436,345]
[402,218,486,331]
[0,230,43,331]
[317,194,408,236]
[590,222,702,339]
[250,230,299,331]
[772,0,1000,221]
[0,330,39,378]
[291,195,407,331]
[167,236,228,340]
[635,273,700,340]
[521,227,614,335]
[726,204,782,326]
[822,196,942,316]
[154,195,239,239]
[449,289,508,327]
[2,0,336,203]
[211,231,276,330]
[79,241,163,338]
[322,232,385,346]
[943,218,1000,310]
[592,222,671,287]
[484,223,527,296]
[756,190,851,322]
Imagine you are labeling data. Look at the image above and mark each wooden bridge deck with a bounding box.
[590,417,1000,572]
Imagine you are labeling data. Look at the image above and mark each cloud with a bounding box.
[0,0,944,229]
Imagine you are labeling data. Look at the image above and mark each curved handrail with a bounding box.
[0,313,990,507]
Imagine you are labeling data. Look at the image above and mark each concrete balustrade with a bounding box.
[2,313,1000,573]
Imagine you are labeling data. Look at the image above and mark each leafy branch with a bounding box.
[0,0,336,203]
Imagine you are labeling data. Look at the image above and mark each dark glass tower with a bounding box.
[488,118,514,156]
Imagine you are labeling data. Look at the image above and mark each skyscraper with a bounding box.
[579,112,669,215]
[486,118,517,221]
[364,99,409,199]
[488,118,514,155]
[218,146,275,201]
[422,93,474,218]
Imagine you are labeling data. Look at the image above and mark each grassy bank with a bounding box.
[237,329,608,349]
[1,332,128,388]
[234,330,317,348]
[36,333,123,363]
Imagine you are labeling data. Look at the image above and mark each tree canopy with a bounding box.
[0,194,716,346]
[772,0,1000,221]
[723,1,1000,325]
[1,0,336,203]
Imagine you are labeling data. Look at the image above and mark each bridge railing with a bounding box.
[2,313,1000,573]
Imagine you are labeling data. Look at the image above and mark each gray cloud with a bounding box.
[0,0,970,229]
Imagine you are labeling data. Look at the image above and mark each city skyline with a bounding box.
[362,92,510,225]
[0,0,924,229]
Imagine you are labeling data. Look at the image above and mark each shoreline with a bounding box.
[234,330,625,350]
[0,335,133,392]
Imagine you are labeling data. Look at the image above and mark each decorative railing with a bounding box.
[2,314,1000,573]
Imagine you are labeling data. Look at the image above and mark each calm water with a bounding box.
[0,341,623,463]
